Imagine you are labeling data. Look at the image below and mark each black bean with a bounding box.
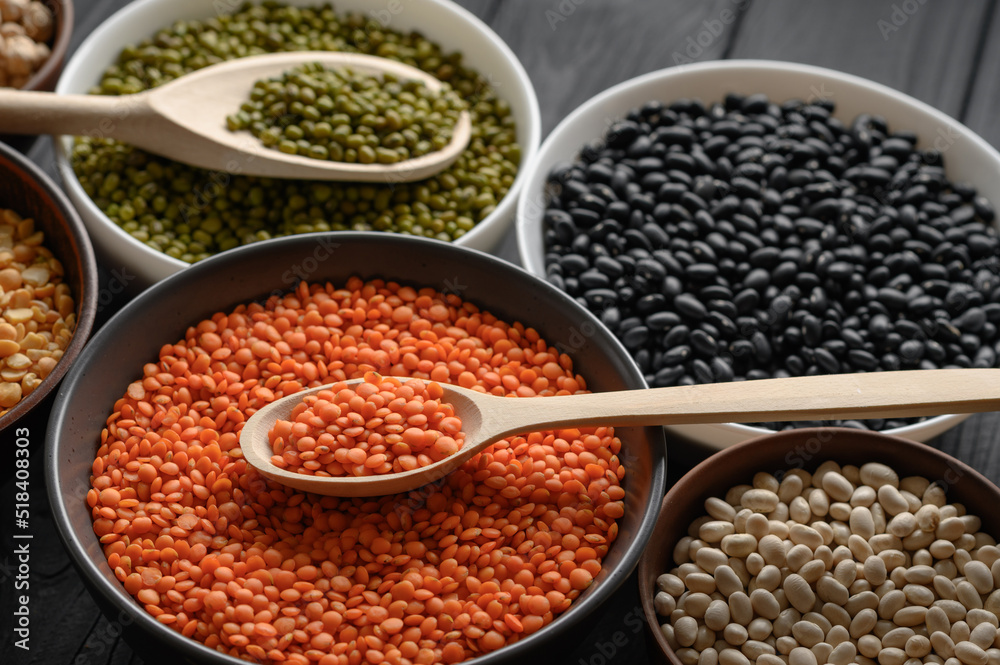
[674,293,708,320]
[661,345,692,366]
[653,365,685,387]
[848,349,879,371]
[646,311,680,332]
[622,326,650,350]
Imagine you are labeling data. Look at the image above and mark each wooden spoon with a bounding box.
[240,368,1000,497]
[0,52,471,182]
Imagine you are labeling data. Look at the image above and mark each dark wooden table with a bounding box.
[3,1,1000,664]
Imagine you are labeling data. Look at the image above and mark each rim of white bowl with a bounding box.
[515,58,1000,446]
[55,0,541,277]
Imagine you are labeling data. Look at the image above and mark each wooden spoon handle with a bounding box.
[487,369,1000,437]
[0,89,144,137]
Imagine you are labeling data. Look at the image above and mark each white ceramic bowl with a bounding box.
[516,59,1000,450]
[55,0,540,287]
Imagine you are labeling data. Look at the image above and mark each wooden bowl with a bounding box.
[3,0,74,152]
[637,427,1000,664]
[0,140,96,433]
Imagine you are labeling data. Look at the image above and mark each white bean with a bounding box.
[782,573,816,613]
[933,571,958,600]
[823,472,855,503]
[729,591,753,625]
[757,534,786,566]
[724,622,748,645]
[888,512,918,538]
[859,634,883,658]
[786,544,813,572]
[928,606,954,635]
[864,555,889,585]
[932,631,958,658]
[718,648,751,665]
[851,506,876,539]
[903,583,935,607]
[778,474,804,504]
[790,524,824,551]
[958,581,986,610]
[895,606,929,627]
[967,561,995,595]
[714,565,744,597]
[808,489,830,518]
[687,572,718,595]
[677,648,701,665]
[705,599,731,631]
[696,547,729,574]
[659,572,686,596]
[860,462,899,489]
[883,626,916,648]
[851,608,879,638]
[900,475,930,497]
[852,485,878,507]
[656,591,677,615]
[879,646,907,665]
[905,634,932,657]
[956,641,990,665]
[967,609,1000,629]
[742,489,780,513]
[722,533,758,558]
[939,517,967,542]
[918,504,943,533]
[789,646,817,665]
[971,623,997,650]
[878,589,907,620]
[741,639,775,659]
[829,502,852,521]
[829,640,857,665]
[675,615,699,646]
[817,575,850,606]
[879,485,911,516]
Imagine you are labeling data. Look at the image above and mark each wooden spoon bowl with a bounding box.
[241,368,1000,497]
[0,52,471,182]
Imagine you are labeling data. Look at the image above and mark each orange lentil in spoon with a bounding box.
[87,277,624,664]
[269,371,465,476]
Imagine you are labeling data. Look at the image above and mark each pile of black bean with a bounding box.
[542,94,1000,431]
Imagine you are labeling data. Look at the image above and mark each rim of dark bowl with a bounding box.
[0,140,96,433]
[25,0,74,92]
[46,232,667,665]
[636,426,1000,664]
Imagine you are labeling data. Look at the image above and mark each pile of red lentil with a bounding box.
[269,372,466,477]
[88,277,626,664]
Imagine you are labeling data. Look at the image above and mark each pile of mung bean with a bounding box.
[228,63,466,165]
[542,94,1000,431]
[71,2,520,262]
[655,460,1000,665]
[0,208,76,414]
[268,371,466,476]
[89,277,621,663]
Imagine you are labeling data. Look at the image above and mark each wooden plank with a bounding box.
[961,0,1000,147]
[728,0,989,118]
[487,0,747,133]
[453,0,500,23]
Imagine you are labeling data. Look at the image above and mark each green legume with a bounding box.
[71,1,519,263]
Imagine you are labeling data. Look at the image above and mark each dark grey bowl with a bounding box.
[0,139,96,434]
[46,233,666,664]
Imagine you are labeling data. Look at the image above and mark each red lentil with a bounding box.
[269,372,465,476]
[89,277,623,664]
